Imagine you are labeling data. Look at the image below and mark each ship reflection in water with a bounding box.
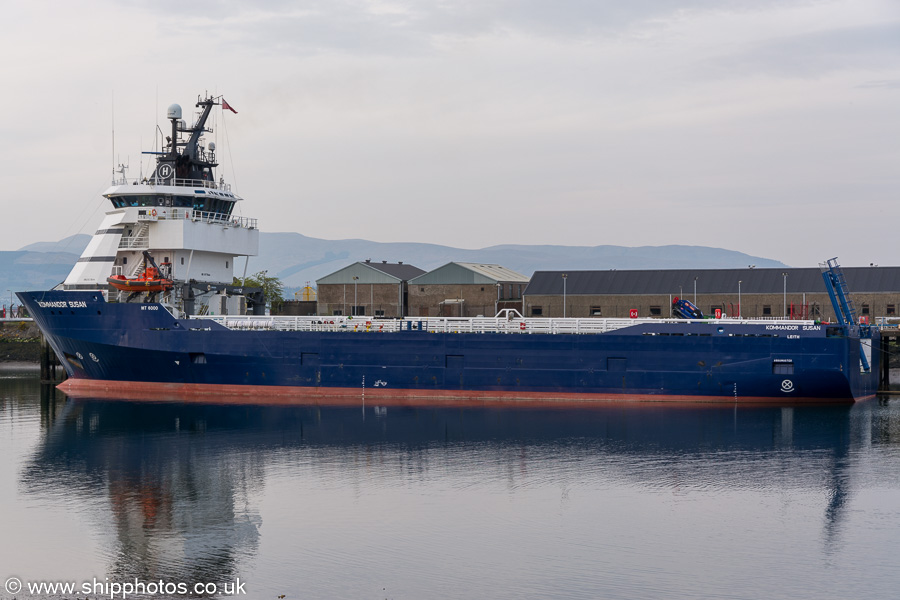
[14,384,900,600]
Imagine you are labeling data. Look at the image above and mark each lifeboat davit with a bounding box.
[107,266,174,293]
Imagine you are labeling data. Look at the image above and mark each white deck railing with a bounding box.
[130,208,257,229]
[196,314,818,334]
[113,176,232,192]
[119,234,150,248]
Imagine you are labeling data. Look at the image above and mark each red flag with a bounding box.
[222,99,238,114]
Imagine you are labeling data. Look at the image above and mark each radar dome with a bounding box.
[167,104,182,120]
[208,142,216,151]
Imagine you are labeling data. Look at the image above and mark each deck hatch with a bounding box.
[772,360,794,375]
[608,357,627,372]
[446,355,464,368]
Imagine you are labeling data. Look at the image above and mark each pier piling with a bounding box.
[878,330,900,394]
[39,333,64,383]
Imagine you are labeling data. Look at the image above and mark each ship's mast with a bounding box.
[184,97,216,160]
[154,96,219,185]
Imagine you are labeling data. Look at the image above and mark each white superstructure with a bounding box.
[62,96,260,316]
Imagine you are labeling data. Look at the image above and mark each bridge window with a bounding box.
[108,195,164,208]
[191,197,235,216]
[108,194,234,215]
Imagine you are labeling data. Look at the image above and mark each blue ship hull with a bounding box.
[19,291,880,403]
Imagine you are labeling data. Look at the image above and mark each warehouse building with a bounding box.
[317,260,426,317]
[408,262,530,317]
[523,266,900,321]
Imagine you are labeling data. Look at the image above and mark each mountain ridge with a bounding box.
[252,232,787,288]
[6,232,786,298]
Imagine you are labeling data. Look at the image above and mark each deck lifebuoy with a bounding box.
[150,209,157,217]
[519,322,526,330]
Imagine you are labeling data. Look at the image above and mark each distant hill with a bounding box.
[0,250,80,302]
[5,232,786,300]
[18,234,92,254]
[253,233,787,290]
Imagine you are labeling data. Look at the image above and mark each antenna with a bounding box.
[214,85,219,166]
[115,157,129,185]
[111,90,115,184]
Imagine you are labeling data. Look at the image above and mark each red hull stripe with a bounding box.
[57,379,863,408]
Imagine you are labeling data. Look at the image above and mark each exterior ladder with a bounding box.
[120,222,150,249]
[821,258,858,327]
[820,257,870,371]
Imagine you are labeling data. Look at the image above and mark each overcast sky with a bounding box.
[2,0,898,266]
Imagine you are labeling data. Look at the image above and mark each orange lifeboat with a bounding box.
[107,266,174,293]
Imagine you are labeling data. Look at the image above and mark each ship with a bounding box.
[18,95,881,404]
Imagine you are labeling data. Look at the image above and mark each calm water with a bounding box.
[2,367,900,599]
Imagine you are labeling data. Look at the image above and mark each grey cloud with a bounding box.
[703,22,900,79]
[419,0,797,38]
[146,0,817,57]
[857,79,900,89]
